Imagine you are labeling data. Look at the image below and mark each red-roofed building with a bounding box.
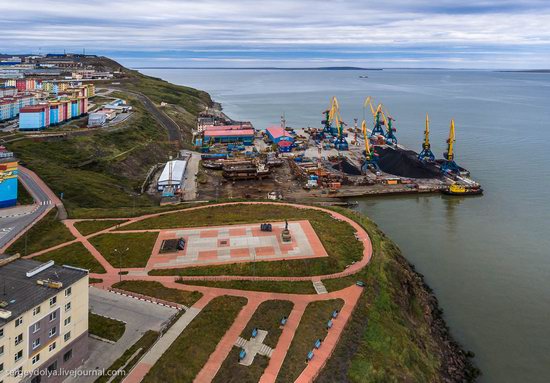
[266,125,294,144]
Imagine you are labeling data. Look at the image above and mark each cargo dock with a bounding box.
[177,96,483,203]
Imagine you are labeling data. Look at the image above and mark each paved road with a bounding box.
[67,288,178,383]
[0,167,56,252]
[118,90,182,142]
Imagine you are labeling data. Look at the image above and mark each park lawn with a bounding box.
[141,204,363,277]
[275,299,344,383]
[74,220,128,236]
[94,330,159,383]
[17,180,34,205]
[88,232,158,268]
[89,312,126,342]
[33,242,106,274]
[213,300,294,383]
[6,208,74,255]
[180,279,317,294]
[112,280,203,307]
[142,295,247,383]
[89,278,103,284]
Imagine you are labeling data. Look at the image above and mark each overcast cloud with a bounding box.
[1,0,550,68]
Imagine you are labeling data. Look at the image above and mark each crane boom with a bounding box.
[424,113,430,147]
[446,119,455,160]
[364,96,376,118]
[361,120,371,158]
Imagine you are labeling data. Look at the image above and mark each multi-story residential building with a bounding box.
[0,95,36,122]
[0,255,89,383]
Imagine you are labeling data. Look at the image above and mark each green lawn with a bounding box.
[89,312,126,342]
[74,220,128,236]
[138,204,363,277]
[95,330,159,383]
[17,179,34,205]
[143,295,247,383]
[212,299,294,383]
[89,232,158,268]
[179,279,317,294]
[33,242,106,274]
[276,299,344,383]
[6,208,74,255]
[112,280,203,307]
[89,278,103,284]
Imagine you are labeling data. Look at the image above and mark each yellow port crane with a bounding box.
[364,97,386,136]
[418,113,435,161]
[441,119,460,173]
[328,96,349,150]
[361,120,378,172]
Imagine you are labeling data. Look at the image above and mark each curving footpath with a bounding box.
[26,202,374,383]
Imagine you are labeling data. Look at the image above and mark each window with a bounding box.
[33,306,41,316]
[64,302,71,312]
[15,317,23,327]
[48,342,56,352]
[65,287,72,297]
[14,350,23,362]
[32,338,41,350]
[47,361,57,372]
[0,328,3,338]
[32,322,41,333]
[32,353,40,364]
[64,331,71,342]
[0,362,3,373]
[49,296,57,307]
[64,317,71,326]
[63,349,72,362]
[49,311,57,322]
[49,327,57,338]
[31,376,42,383]
[14,366,22,376]
[0,345,4,356]
[14,333,23,346]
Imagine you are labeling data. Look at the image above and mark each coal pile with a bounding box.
[376,147,440,179]
[332,158,362,175]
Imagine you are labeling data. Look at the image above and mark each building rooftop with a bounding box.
[0,255,88,327]
[266,126,291,139]
[204,129,255,137]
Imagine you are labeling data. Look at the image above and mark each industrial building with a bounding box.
[266,126,295,153]
[0,255,89,383]
[204,129,255,145]
[0,148,18,208]
[157,159,187,191]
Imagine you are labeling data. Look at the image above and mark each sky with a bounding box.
[2,0,550,69]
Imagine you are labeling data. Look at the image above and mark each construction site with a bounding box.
[154,96,482,203]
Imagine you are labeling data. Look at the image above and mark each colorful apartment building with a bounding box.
[0,94,36,122]
[19,96,89,131]
[0,255,89,383]
[0,148,18,208]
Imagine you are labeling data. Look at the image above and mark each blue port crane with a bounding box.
[328,96,349,151]
[418,113,435,161]
[360,120,379,173]
[441,119,461,174]
[380,108,398,145]
[364,97,385,137]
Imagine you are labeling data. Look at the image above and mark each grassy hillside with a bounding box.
[317,207,479,383]
[7,58,211,215]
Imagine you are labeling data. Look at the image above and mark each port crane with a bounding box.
[328,96,349,151]
[418,113,435,161]
[361,120,379,172]
[441,119,460,174]
[380,108,398,145]
[364,97,385,136]
[322,97,340,137]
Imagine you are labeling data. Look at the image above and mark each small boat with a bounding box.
[442,184,483,196]
[359,75,368,78]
